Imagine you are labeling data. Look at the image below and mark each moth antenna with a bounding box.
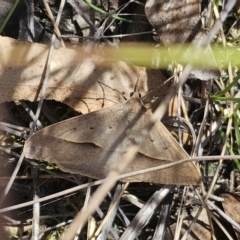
[133,76,141,94]
[130,76,142,98]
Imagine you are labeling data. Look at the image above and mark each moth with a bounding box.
[24,92,201,185]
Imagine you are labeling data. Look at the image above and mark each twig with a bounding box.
[32,166,40,240]
[0,122,30,131]
[1,155,240,214]
[60,145,139,240]
[0,146,21,158]
[0,124,27,138]
[29,0,65,136]
[207,200,240,231]
[205,63,234,201]
[20,101,43,129]
[119,186,172,240]
[0,152,25,206]
[42,0,65,48]
[27,0,35,38]
[152,190,173,240]
[174,186,188,240]
[94,183,128,239]
[67,0,97,33]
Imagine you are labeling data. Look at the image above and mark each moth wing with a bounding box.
[135,114,201,185]
[122,152,201,185]
[24,134,121,179]
[30,103,125,147]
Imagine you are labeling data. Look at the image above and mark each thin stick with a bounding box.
[42,0,65,48]
[29,0,65,136]
[205,63,234,201]
[60,145,139,240]
[1,155,240,214]
[32,166,40,240]
[92,183,129,239]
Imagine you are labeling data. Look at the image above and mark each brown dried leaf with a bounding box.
[221,193,240,223]
[144,0,220,81]
[24,93,201,185]
[0,36,167,114]
[145,0,205,45]
[165,208,211,240]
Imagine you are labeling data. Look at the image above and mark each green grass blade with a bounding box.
[0,0,19,34]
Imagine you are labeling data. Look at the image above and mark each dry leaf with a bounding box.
[24,93,201,185]
[145,0,205,45]
[221,193,240,223]
[145,0,220,81]
[0,36,167,114]
[165,208,211,240]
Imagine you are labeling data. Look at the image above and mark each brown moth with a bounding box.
[24,93,201,185]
